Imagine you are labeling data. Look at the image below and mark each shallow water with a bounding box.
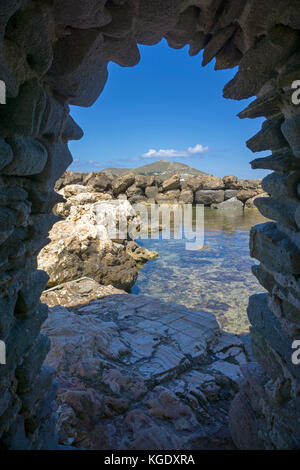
[132,207,269,335]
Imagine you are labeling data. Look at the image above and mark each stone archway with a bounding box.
[0,0,300,450]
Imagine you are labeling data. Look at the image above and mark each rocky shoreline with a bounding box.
[41,277,248,450]
[38,174,255,449]
[56,170,268,210]
[38,184,158,292]
[39,170,268,294]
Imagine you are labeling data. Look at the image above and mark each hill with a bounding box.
[103,160,208,180]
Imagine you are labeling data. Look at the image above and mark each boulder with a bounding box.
[179,189,194,204]
[239,179,262,190]
[126,184,143,199]
[245,193,269,208]
[195,190,225,206]
[200,174,224,190]
[162,174,181,191]
[212,197,244,211]
[55,186,112,218]
[145,186,159,199]
[181,177,203,192]
[155,190,181,203]
[224,189,238,200]
[113,173,135,195]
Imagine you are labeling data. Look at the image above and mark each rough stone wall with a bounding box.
[0,0,300,449]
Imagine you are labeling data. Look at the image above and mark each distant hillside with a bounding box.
[103,160,208,181]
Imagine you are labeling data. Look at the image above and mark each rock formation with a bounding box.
[38,185,157,292]
[57,170,267,208]
[0,0,299,450]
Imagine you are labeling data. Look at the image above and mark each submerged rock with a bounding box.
[42,294,248,450]
[126,241,158,264]
[212,197,244,211]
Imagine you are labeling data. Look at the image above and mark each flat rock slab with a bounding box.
[42,294,248,450]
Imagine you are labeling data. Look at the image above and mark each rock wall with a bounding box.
[56,170,267,208]
[0,0,300,449]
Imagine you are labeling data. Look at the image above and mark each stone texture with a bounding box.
[195,190,224,206]
[41,277,126,308]
[42,294,247,449]
[57,170,265,208]
[212,197,244,211]
[38,189,156,292]
[162,174,181,191]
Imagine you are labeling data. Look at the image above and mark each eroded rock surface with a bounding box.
[42,294,247,450]
[41,277,126,308]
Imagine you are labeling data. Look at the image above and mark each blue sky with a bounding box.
[69,39,269,179]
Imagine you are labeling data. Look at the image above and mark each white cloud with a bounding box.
[141,144,209,158]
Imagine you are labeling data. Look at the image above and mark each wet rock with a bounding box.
[113,173,136,196]
[199,174,224,190]
[135,175,155,189]
[237,188,261,202]
[162,174,181,191]
[145,186,159,199]
[212,197,244,211]
[126,184,143,199]
[179,189,194,204]
[156,190,181,203]
[126,241,158,264]
[224,189,238,200]
[85,172,112,192]
[195,190,224,206]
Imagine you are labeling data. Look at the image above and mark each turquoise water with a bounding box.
[132,207,269,334]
